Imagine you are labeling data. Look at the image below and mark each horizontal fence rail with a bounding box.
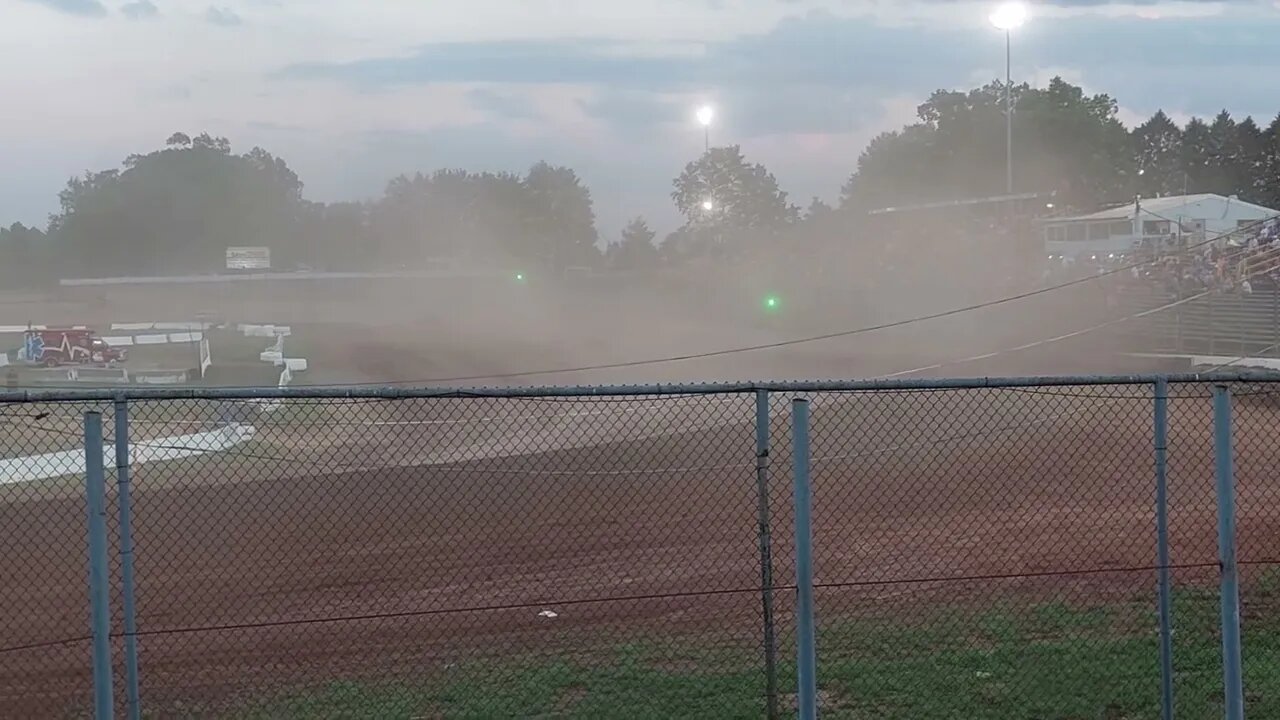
[3,375,1280,718]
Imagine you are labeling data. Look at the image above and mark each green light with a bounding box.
[515,273,525,281]
[764,295,780,311]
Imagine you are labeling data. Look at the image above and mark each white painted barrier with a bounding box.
[0,325,45,333]
[154,322,205,331]
[110,322,204,331]
[132,371,191,384]
[1192,355,1280,371]
[0,424,256,485]
[199,338,212,378]
[100,332,201,347]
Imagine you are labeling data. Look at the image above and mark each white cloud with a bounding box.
[3,0,1280,233]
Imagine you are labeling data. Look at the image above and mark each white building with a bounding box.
[1042,193,1279,260]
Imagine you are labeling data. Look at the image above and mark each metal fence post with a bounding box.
[1212,385,1244,720]
[792,398,817,720]
[754,390,780,720]
[84,411,114,720]
[115,399,141,720]
[1153,379,1174,720]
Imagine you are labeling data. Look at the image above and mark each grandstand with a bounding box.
[1043,193,1277,262]
[1114,202,1280,364]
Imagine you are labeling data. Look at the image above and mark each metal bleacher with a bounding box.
[1122,284,1280,357]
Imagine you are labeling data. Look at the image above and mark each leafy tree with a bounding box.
[1258,114,1280,208]
[374,169,490,263]
[1180,117,1214,195]
[841,77,1129,212]
[370,164,599,270]
[0,222,50,287]
[521,161,600,269]
[1131,110,1184,197]
[294,201,373,271]
[671,145,796,256]
[1234,116,1267,200]
[1205,110,1239,195]
[49,133,304,276]
[608,217,660,270]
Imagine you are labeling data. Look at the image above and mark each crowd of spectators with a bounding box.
[1134,217,1280,295]
[1043,217,1280,297]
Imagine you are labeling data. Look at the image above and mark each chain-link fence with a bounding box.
[0,376,1276,718]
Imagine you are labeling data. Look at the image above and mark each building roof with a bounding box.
[867,191,1049,216]
[1046,193,1279,223]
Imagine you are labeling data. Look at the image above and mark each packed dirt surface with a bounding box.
[4,384,1280,716]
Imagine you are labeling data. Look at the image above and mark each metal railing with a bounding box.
[1242,244,1280,279]
[2,374,1278,719]
[1122,285,1280,358]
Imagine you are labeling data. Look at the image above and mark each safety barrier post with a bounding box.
[791,398,817,720]
[115,398,141,720]
[754,390,779,720]
[1153,379,1174,720]
[1212,385,1244,720]
[84,411,114,720]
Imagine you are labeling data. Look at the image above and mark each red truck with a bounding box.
[23,328,127,368]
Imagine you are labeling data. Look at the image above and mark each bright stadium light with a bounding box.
[697,105,715,151]
[763,294,781,311]
[515,272,526,282]
[989,1,1027,30]
[702,199,715,211]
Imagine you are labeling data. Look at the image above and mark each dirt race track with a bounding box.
[5,383,1280,716]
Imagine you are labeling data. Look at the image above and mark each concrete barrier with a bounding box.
[0,424,256,485]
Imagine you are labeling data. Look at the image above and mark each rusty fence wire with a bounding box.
[0,377,1278,719]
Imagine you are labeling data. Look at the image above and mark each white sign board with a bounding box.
[226,246,271,270]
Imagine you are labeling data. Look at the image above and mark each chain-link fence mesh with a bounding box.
[1223,383,1280,718]
[2,379,1280,717]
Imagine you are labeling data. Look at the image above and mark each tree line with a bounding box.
[5,77,1280,285]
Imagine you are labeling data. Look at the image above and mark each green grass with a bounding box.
[200,589,1280,719]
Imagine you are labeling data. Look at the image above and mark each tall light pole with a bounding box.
[990,2,1027,195]
[697,105,715,153]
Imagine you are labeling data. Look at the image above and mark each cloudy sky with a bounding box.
[4,0,1280,237]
